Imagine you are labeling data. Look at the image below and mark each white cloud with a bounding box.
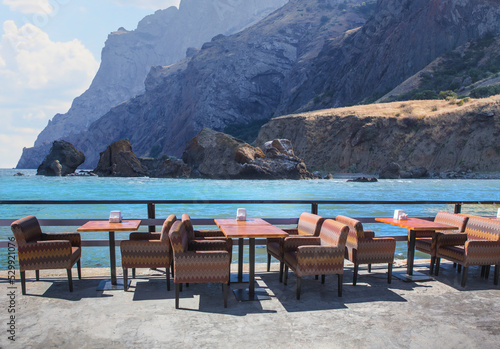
[0,20,99,168]
[3,0,54,14]
[110,0,180,10]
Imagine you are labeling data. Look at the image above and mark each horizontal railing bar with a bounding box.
[0,200,497,205]
[0,235,410,248]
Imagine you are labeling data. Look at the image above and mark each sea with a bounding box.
[1,168,499,268]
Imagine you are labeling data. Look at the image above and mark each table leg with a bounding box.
[407,229,416,275]
[230,238,249,283]
[109,231,117,284]
[249,238,255,296]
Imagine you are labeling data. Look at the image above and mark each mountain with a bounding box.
[17,0,287,168]
[255,96,500,175]
[44,0,373,168]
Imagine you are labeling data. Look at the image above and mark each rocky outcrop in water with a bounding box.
[17,0,287,169]
[94,140,148,177]
[139,157,191,178]
[182,128,314,179]
[36,141,85,176]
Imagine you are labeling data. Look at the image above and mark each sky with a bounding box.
[0,0,180,168]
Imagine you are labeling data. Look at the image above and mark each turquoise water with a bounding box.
[1,169,499,268]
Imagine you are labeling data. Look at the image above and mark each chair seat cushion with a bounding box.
[438,245,465,263]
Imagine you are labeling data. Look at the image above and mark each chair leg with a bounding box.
[368,264,372,273]
[494,265,499,285]
[457,264,462,273]
[35,270,40,281]
[315,275,319,280]
[171,262,174,278]
[485,266,491,279]
[430,257,436,275]
[166,269,170,291]
[435,258,441,276]
[223,282,228,308]
[321,275,325,284]
[296,277,301,300]
[123,268,128,291]
[20,271,26,295]
[481,266,486,278]
[77,260,82,279]
[388,263,393,284]
[284,265,289,285]
[279,262,284,283]
[353,263,359,286]
[338,274,343,297]
[175,283,180,309]
[453,262,457,268]
[67,268,73,292]
[132,268,136,279]
[267,253,271,272]
[461,266,468,288]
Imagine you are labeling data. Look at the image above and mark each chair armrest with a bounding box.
[189,239,232,253]
[363,230,375,238]
[436,233,467,248]
[129,232,161,240]
[194,230,225,238]
[18,241,72,260]
[42,232,81,247]
[465,240,500,259]
[283,236,321,252]
[120,239,169,252]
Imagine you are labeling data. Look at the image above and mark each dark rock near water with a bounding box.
[94,139,148,177]
[14,172,25,176]
[36,140,85,176]
[347,177,378,183]
[379,162,401,179]
[182,128,314,179]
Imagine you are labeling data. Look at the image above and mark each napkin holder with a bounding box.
[394,210,405,220]
[236,208,247,221]
[109,211,122,223]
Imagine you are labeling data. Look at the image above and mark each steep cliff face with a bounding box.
[59,0,371,168]
[18,0,288,168]
[256,96,500,174]
[276,0,500,114]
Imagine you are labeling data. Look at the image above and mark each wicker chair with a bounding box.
[435,216,500,287]
[169,221,231,308]
[336,215,395,285]
[267,212,324,282]
[283,219,349,299]
[11,215,82,295]
[120,214,177,291]
[412,212,468,274]
[181,214,232,255]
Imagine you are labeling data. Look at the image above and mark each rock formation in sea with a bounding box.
[94,139,148,177]
[17,0,287,169]
[182,128,315,179]
[36,140,85,176]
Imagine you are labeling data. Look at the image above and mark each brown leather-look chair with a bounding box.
[412,212,468,274]
[336,215,395,286]
[120,214,177,291]
[11,215,82,295]
[267,212,324,282]
[283,219,349,299]
[169,221,230,309]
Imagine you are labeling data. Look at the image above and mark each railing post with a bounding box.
[311,203,318,215]
[454,203,462,214]
[147,203,156,232]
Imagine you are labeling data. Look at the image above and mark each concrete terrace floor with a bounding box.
[1,260,499,349]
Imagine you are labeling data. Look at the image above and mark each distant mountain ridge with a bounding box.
[17,0,287,168]
[17,0,500,170]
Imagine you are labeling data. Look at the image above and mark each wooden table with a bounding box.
[375,217,458,281]
[214,218,288,301]
[78,220,141,290]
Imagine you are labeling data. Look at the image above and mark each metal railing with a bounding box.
[1,199,497,248]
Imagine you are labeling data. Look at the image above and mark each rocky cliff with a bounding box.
[51,0,371,168]
[256,96,500,175]
[17,0,287,168]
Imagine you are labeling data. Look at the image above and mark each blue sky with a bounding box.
[0,0,180,168]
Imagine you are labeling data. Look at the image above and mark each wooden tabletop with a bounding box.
[375,217,458,231]
[77,220,141,232]
[214,218,288,239]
